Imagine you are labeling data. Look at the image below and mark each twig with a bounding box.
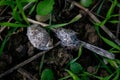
[0,42,60,78]
[70,1,120,45]
[17,68,37,80]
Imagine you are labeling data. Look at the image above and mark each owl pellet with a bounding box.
[55,28,80,49]
[55,28,115,59]
[27,24,53,50]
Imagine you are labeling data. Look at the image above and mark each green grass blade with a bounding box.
[77,45,83,59]
[0,22,27,27]
[101,36,120,51]
[0,0,15,8]
[16,0,29,24]
[0,37,8,56]
[0,28,17,56]
[107,59,118,68]
[101,71,115,80]
[112,69,119,80]
[48,14,81,29]
[12,6,23,22]
[96,0,105,14]
[84,72,102,79]
[21,0,37,2]
[28,3,36,15]
[70,45,83,64]
[93,53,113,73]
[111,14,119,17]
[39,54,45,74]
[117,2,120,7]
[95,25,120,51]
[99,18,108,27]
[65,69,80,80]
[0,0,5,6]
[97,0,117,26]
[106,0,117,18]
[58,75,71,80]
[108,20,120,24]
[48,23,68,29]
[68,14,82,24]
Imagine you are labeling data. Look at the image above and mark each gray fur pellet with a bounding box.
[27,24,53,50]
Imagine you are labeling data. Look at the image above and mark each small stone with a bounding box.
[16,45,24,53]
[27,24,53,50]
[87,66,96,73]
[35,14,50,22]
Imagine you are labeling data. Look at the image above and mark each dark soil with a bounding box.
[0,0,120,80]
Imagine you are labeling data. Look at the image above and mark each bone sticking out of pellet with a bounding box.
[54,28,115,59]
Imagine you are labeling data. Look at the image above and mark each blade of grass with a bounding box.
[0,22,27,27]
[16,0,29,24]
[21,0,37,2]
[106,0,117,18]
[0,28,17,56]
[101,71,115,80]
[65,69,80,80]
[0,0,15,8]
[101,36,120,51]
[12,6,23,22]
[28,3,36,15]
[93,53,113,74]
[111,14,119,17]
[108,20,120,24]
[58,75,71,80]
[68,14,82,24]
[95,26,120,51]
[0,37,8,56]
[48,14,82,29]
[96,0,105,14]
[107,59,118,68]
[70,45,83,64]
[39,54,45,75]
[65,45,83,69]
[99,0,117,26]
[83,72,102,79]
[112,69,119,80]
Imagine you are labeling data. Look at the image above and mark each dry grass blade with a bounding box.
[27,18,48,26]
